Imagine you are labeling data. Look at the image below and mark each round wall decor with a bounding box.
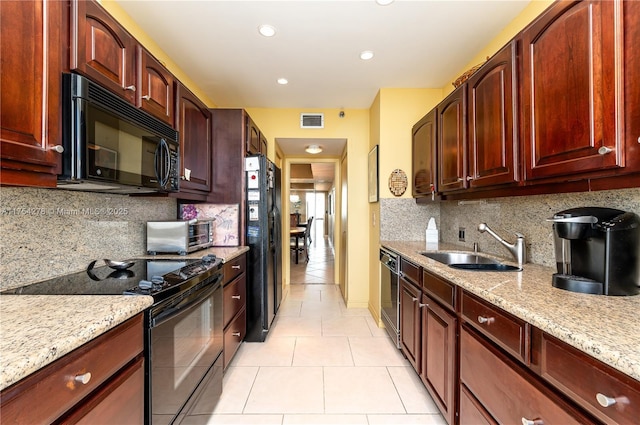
[388,169,407,196]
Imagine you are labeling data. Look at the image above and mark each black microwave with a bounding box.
[59,73,180,193]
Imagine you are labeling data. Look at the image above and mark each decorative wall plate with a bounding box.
[388,169,407,196]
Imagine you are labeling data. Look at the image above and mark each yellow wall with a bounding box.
[368,93,382,323]
[99,0,215,107]
[247,108,371,308]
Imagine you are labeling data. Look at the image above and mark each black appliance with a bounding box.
[548,207,640,296]
[59,72,180,194]
[244,155,282,342]
[2,256,224,424]
[380,247,400,349]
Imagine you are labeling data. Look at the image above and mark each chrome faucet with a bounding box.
[477,223,526,267]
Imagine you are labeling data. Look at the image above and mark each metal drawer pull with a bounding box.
[231,295,241,300]
[50,145,64,153]
[418,303,428,308]
[232,332,241,337]
[596,393,617,407]
[598,146,613,155]
[124,85,136,92]
[232,265,241,270]
[142,95,151,100]
[411,297,419,302]
[521,418,542,425]
[74,372,92,385]
[477,315,494,324]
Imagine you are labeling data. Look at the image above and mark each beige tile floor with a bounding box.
[183,231,446,425]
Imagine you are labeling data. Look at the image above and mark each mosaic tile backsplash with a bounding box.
[0,187,176,290]
[381,188,640,269]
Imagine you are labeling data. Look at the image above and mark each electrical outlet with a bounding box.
[458,227,466,242]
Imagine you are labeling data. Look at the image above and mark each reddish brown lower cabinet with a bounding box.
[400,278,421,371]
[460,325,592,424]
[459,384,496,425]
[223,253,247,369]
[420,294,457,425]
[0,314,144,424]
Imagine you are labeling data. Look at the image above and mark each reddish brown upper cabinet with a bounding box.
[412,109,439,200]
[437,85,467,192]
[247,116,262,155]
[0,0,64,187]
[72,0,137,103]
[138,47,175,125]
[623,0,640,174]
[467,41,519,188]
[176,83,212,197]
[520,0,623,181]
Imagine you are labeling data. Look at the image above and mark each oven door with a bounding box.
[147,275,223,424]
[380,249,400,349]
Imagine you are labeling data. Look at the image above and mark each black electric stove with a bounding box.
[1,255,223,303]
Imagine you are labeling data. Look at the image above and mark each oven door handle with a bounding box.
[152,279,221,327]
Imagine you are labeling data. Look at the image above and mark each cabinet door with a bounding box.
[0,0,63,187]
[176,83,211,194]
[438,85,467,192]
[400,279,421,372]
[624,0,640,173]
[139,47,175,126]
[246,117,261,155]
[521,0,622,180]
[467,41,518,188]
[260,132,268,155]
[72,0,137,103]
[420,295,457,425]
[412,109,438,198]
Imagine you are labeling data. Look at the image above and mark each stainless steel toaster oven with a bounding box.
[147,220,214,255]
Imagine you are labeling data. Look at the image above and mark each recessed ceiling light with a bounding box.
[305,145,323,154]
[258,24,276,37]
[376,0,395,5]
[277,78,288,85]
[360,50,374,60]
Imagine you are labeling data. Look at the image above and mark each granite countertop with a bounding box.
[381,240,640,383]
[0,295,153,391]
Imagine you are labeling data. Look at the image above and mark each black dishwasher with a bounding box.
[380,247,400,349]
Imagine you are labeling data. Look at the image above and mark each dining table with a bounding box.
[290,226,306,264]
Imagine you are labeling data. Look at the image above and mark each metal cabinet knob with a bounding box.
[466,176,473,181]
[521,418,542,425]
[596,393,617,408]
[124,85,136,92]
[457,177,464,182]
[598,146,613,155]
[49,145,64,153]
[418,302,428,308]
[232,265,241,270]
[74,372,92,385]
[232,332,241,337]
[142,95,151,100]
[477,315,493,324]
[231,295,241,300]
[411,297,419,302]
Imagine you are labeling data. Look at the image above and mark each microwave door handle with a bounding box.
[161,139,170,186]
[154,139,170,187]
[154,141,162,184]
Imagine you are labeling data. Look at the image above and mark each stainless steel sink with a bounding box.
[421,251,521,272]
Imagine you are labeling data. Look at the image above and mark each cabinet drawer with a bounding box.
[460,326,588,424]
[459,384,496,425]
[537,331,640,424]
[1,314,143,424]
[461,291,529,363]
[223,273,246,328]
[400,257,421,286]
[224,254,246,285]
[422,269,456,309]
[223,308,246,369]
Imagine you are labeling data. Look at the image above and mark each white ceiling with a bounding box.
[116,0,531,110]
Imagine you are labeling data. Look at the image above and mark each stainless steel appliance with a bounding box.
[380,247,400,348]
[549,207,640,296]
[2,256,224,424]
[244,155,282,342]
[59,73,180,194]
[147,220,214,255]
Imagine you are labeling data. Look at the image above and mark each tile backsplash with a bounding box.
[0,187,176,290]
[381,187,640,268]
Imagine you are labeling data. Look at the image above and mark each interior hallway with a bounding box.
[183,229,446,425]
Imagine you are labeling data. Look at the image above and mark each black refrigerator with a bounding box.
[244,154,282,342]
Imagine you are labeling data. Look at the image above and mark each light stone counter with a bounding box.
[381,240,640,383]
[0,295,153,391]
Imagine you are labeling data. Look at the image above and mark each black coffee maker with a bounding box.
[548,207,640,296]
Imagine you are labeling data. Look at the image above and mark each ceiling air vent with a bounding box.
[300,113,324,129]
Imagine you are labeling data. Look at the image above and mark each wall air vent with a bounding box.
[300,113,324,129]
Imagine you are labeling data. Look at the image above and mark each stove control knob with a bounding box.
[138,280,153,290]
[151,276,165,285]
[202,254,216,263]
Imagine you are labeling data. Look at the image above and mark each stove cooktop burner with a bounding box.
[1,255,222,302]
